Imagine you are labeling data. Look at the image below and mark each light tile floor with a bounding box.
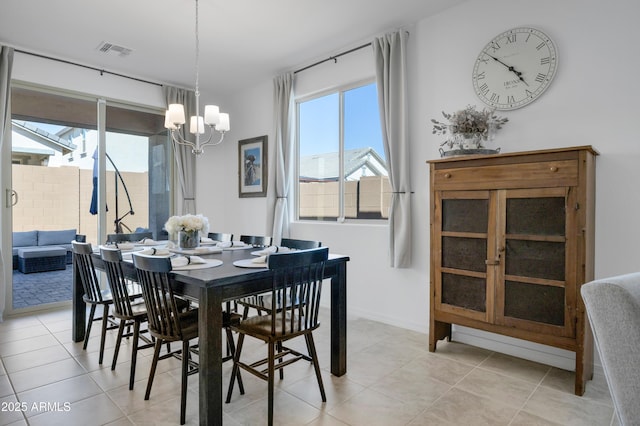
[0,307,617,425]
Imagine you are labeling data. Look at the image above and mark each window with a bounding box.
[297,82,390,221]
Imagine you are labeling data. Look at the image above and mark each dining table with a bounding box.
[71,244,349,425]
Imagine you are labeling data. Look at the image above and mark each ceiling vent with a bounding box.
[96,41,133,57]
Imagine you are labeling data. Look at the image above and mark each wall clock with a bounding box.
[472,27,557,110]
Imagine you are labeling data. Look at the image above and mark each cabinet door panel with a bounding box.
[442,236,486,272]
[442,199,488,233]
[506,197,565,236]
[505,240,565,281]
[504,281,565,326]
[442,273,486,312]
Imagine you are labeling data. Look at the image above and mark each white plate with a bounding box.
[233,258,268,269]
[173,259,223,271]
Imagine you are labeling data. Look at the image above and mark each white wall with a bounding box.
[12,51,164,109]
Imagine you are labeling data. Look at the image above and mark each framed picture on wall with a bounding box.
[238,135,268,198]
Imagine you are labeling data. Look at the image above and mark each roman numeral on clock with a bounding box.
[479,83,489,96]
[534,73,546,83]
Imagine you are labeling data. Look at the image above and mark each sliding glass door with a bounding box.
[6,85,170,313]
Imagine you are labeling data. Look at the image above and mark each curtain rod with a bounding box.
[15,49,163,87]
[294,42,372,74]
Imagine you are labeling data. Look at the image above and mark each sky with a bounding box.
[299,83,385,161]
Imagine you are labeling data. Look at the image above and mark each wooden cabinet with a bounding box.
[428,146,597,395]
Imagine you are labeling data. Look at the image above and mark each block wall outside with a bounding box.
[12,165,149,244]
[299,176,390,220]
[359,176,392,219]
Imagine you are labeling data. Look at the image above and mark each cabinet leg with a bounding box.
[429,320,452,352]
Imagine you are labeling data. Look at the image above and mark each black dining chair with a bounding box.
[237,238,323,319]
[280,238,322,250]
[100,247,153,390]
[132,254,198,425]
[226,247,329,426]
[208,232,233,243]
[72,241,118,364]
[239,235,273,247]
[132,254,244,424]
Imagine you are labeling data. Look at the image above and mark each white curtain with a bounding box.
[373,31,412,268]
[164,86,197,214]
[271,73,294,245]
[0,45,14,320]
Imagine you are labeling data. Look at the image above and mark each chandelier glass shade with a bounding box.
[164,0,229,155]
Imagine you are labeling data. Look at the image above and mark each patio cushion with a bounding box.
[38,229,77,246]
[13,230,38,247]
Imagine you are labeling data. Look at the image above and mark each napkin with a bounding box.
[113,242,135,250]
[217,241,246,248]
[171,255,206,268]
[139,238,158,246]
[254,246,291,256]
[252,255,268,264]
[200,237,215,243]
[138,248,171,256]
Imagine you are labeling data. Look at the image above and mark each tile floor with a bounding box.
[0,306,617,425]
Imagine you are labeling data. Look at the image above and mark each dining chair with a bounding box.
[237,238,323,319]
[106,231,153,243]
[208,232,233,243]
[132,254,244,424]
[226,247,329,425]
[100,247,153,390]
[72,241,118,364]
[581,273,640,425]
[132,254,197,425]
[239,234,273,247]
[280,238,322,250]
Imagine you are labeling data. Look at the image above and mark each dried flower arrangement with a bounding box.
[432,105,508,150]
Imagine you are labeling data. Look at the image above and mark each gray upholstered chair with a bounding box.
[581,273,640,425]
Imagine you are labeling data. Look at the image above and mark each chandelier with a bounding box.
[164,0,229,156]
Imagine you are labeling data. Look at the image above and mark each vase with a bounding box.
[456,133,484,149]
[178,230,200,249]
[440,133,499,157]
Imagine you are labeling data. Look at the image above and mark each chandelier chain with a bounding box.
[194,0,200,99]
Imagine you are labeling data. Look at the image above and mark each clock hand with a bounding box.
[485,53,529,86]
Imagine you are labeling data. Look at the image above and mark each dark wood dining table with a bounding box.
[71,246,349,425]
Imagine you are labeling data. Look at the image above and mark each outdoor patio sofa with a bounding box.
[12,229,86,272]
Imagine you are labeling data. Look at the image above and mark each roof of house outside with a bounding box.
[12,121,76,155]
[300,147,388,181]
